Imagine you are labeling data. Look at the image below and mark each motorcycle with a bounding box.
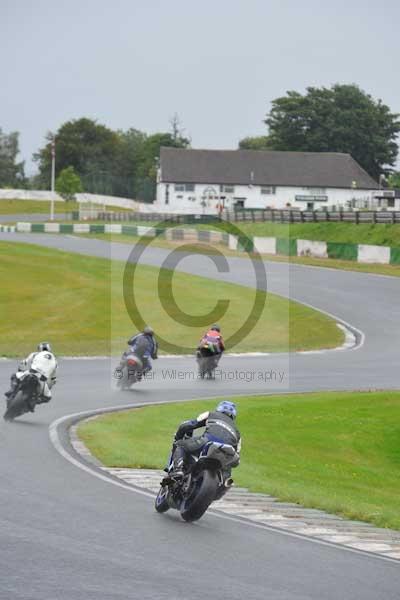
[114,352,144,389]
[155,439,239,522]
[196,343,221,379]
[3,372,42,421]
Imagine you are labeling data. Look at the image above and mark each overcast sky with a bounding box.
[1,0,399,174]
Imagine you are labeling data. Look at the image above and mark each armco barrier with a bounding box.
[12,222,400,267]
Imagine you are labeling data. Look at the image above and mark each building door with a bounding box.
[234,199,245,208]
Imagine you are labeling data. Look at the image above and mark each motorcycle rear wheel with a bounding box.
[180,469,218,522]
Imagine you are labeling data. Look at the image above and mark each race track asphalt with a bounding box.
[0,232,399,599]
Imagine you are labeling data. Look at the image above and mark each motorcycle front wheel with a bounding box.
[155,485,170,513]
[3,391,30,422]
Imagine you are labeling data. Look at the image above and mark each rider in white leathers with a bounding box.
[5,342,58,405]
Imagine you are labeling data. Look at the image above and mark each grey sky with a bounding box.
[1,0,399,174]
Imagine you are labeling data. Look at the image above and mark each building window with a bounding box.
[174,183,195,192]
[302,187,326,194]
[220,185,235,194]
[261,186,276,195]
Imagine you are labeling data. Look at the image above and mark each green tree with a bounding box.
[264,84,400,179]
[55,166,83,200]
[0,128,25,187]
[238,136,271,150]
[135,131,190,201]
[33,117,190,201]
[33,118,122,188]
[388,172,400,188]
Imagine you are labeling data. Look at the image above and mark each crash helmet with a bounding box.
[143,325,154,336]
[37,342,52,353]
[216,400,237,419]
[210,324,221,332]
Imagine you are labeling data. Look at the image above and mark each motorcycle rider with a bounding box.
[119,325,158,378]
[5,342,58,408]
[197,324,225,365]
[169,400,241,478]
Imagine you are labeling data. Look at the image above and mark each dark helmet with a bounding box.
[210,324,221,332]
[143,325,154,336]
[38,342,52,352]
[216,400,237,419]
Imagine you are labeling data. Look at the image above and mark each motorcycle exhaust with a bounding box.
[224,478,234,489]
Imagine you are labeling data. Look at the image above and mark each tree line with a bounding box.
[0,115,190,201]
[1,84,400,200]
[239,84,400,182]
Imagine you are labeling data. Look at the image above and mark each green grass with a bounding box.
[219,221,400,247]
[0,241,342,356]
[0,199,134,216]
[78,390,400,530]
[0,199,80,214]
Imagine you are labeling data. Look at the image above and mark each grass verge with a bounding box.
[74,232,400,277]
[0,199,134,215]
[0,241,342,356]
[78,391,400,530]
[0,199,80,214]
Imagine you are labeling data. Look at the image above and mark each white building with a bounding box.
[155,148,381,214]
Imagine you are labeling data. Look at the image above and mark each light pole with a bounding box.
[50,137,56,220]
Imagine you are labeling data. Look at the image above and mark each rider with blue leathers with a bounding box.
[170,401,241,477]
[124,325,158,375]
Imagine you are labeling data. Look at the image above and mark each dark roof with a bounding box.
[160,148,378,190]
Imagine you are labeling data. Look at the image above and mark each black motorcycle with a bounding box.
[114,352,144,389]
[155,440,239,522]
[196,344,221,379]
[3,373,41,421]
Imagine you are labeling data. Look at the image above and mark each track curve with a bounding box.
[1,233,399,599]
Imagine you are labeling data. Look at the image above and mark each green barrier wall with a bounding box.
[276,237,297,256]
[89,224,105,233]
[390,247,400,265]
[121,226,138,236]
[327,242,358,261]
[59,224,73,233]
[31,223,45,232]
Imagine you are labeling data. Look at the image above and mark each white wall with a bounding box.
[0,189,62,201]
[0,189,140,210]
[155,181,376,214]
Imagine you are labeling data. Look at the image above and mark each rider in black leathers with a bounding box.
[121,325,158,376]
[170,400,241,477]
